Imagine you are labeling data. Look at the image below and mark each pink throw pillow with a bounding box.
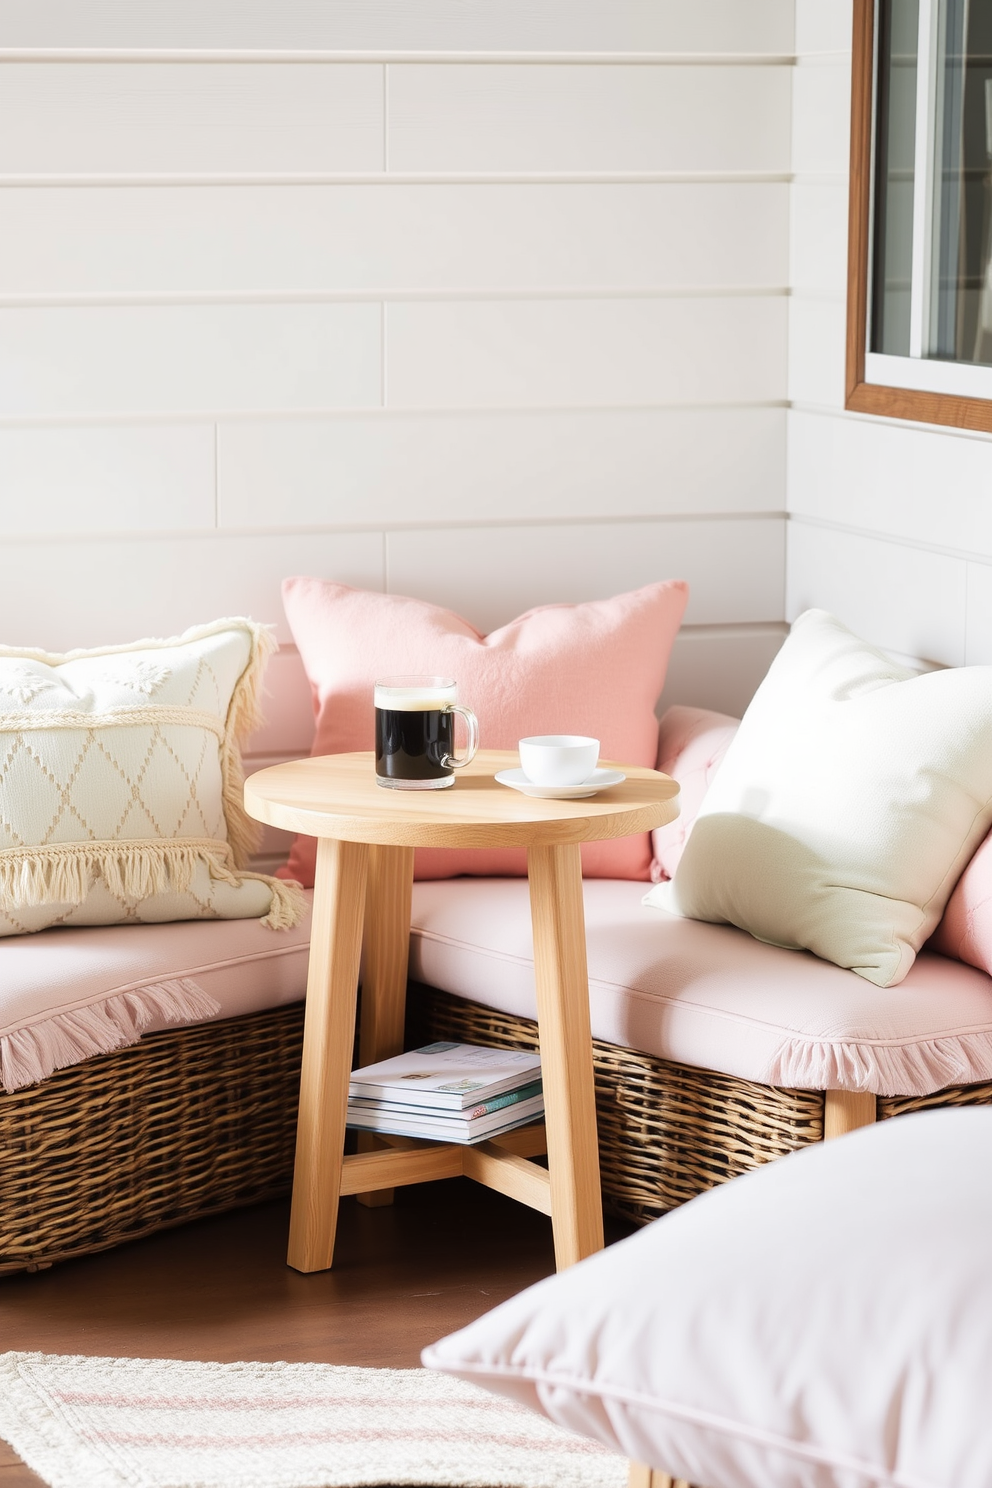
[930,827,992,974]
[280,578,688,883]
[650,704,739,883]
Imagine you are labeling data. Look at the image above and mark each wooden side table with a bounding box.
[245,749,678,1275]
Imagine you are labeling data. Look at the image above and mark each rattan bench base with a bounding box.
[4,983,992,1276]
[0,1002,305,1277]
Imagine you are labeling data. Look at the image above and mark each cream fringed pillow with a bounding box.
[645,610,992,987]
[0,619,305,936]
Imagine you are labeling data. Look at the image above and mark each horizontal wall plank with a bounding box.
[965,563,992,665]
[791,57,851,176]
[386,297,787,409]
[790,178,848,297]
[219,407,786,528]
[388,64,792,174]
[788,294,846,409]
[788,409,992,559]
[0,63,383,175]
[786,520,967,667]
[0,303,382,418]
[0,423,215,533]
[658,622,785,717]
[1,2,795,57]
[385,517,785,634]
[795,0,853,55]
[0,532,383,650]
[1,183,789,298]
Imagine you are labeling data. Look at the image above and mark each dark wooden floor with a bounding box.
[0,1179,632,1487]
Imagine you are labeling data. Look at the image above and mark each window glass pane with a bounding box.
[930,0,992,363]
[871,0,919,356]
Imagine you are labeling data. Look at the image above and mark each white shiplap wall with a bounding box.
[0,0,792,806]
[788,0,992,668]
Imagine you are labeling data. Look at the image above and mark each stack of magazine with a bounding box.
[347,1041,543,1145]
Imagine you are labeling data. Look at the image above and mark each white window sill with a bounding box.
[865,352,992,401]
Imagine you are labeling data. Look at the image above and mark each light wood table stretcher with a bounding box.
[245,749,679,1275]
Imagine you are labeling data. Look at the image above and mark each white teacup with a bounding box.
[518,735,600,788]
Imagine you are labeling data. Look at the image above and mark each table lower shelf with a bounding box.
[340,1122,551,1215]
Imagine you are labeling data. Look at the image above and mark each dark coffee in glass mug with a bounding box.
[374,676,479,790]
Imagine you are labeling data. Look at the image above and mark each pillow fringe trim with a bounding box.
[249,873,308,930]
[769,1030,992,1098]
[0,979,221,1092]
[222,621,278,869]
[0,841,306,932]
[0,840,232,909]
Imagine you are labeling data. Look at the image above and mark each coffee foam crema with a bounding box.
[374,680,458,712]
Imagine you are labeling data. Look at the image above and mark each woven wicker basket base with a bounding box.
[409,984,992,1227]
[6,980,992,1279]
[0,1002,304,1276]
[879,1080,992,1118]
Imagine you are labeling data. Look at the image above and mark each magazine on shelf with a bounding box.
[349,1079,543,1123]
[346,1093,546,1145]
[348,1041,542,1111]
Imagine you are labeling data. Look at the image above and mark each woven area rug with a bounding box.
[0,1352,627,1488]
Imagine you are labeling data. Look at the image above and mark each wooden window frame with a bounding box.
[846,0,992,432]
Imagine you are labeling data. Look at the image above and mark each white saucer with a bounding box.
[494,767,626,800]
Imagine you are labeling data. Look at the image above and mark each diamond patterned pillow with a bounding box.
[0,619,304,936]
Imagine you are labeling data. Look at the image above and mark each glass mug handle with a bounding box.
[442,704,479,770]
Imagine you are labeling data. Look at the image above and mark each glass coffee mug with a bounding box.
[374,676,480,789]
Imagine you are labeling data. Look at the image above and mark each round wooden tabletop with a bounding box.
[244,748,679,849]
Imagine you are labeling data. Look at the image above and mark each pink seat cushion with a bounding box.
[651,705,739,883]
[930,827,992,976]
[279,578,688,886]
[409,877,992,1096]
[0,902,312,1091]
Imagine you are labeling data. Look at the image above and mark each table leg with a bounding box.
[628,1465,688,1488]
[357,844,415,1208]
[287,836,369,1273]
[527,842,605,1269]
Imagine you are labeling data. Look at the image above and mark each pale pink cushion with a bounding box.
[930,826,992,975]
[650,705,739,883]
[0,901,312,1092]
[280,578,688,885]
[425,1108,992,1488]
[409,877,992,1096]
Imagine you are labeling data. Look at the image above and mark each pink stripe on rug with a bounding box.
[83,1428,610,1454]
[55,1390,530,1414]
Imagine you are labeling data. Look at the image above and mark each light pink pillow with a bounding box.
[930,827,992,974]
[424,1109,992,1488]
[280,578,688,884]
[650,705,739,883]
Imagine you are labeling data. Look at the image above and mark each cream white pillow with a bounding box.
[425,1109,992,1488]
[644,610,992,986]
[0,619,304,936]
